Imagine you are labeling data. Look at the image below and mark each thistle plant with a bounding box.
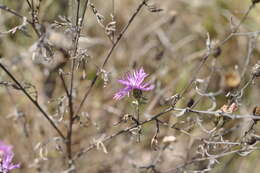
[113,67,154,100]
[114,67,154,141]
[0,141,20,173]
[1,0,260,172]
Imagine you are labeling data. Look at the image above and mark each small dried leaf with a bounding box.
[162,136,176,143]
[206,33,211,51]
[99,69,111,88]
[39,146,48,161]
[94,135,108,154]
[90,3,105,27]
[145,3,163,13]
[23,82,38,101]
[151,135,159,150]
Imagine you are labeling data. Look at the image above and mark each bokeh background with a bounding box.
[1,0,260,172]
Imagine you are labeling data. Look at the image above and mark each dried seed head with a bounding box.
[251,63,260,77]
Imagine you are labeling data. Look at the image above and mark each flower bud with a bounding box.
[133,89,143,100]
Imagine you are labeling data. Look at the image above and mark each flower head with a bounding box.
[113,67,154,100]
[0,141,20,173]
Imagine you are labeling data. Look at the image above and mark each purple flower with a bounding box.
[113,67,154,100]
[0,141,20,173]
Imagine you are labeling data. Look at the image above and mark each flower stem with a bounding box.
[136,98,141,142]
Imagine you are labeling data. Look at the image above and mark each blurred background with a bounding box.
[1,0,260,172]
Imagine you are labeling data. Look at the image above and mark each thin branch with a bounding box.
[0,4,40,37]
[174,108,260,120]
[0,62,66,140]
[26,0,32,9]
[66,0,89,162]
[163,147,260,173]
[59,73,70,97]
[0,5,33,24]
[218,3,255,46]
[66,0,81,161]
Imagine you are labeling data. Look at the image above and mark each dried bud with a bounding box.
[253,106,260,123]
[186,98,195,108]
[212,47,222,58]
[228,102,238,113]
[251,63,260,77]
[223,71,241,89]
[170,94,180,108]
[219,104,229,113]
[219,103,238,113]
[252,0,260,4]
[243,133,257,145]
[253,106,260,116]
[169,11,177,24]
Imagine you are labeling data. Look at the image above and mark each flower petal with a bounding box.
[113,87,132,100]
[139,82,154,91]
[135,68,146,85]
[117,79,131,86]
[8,163,21,170]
